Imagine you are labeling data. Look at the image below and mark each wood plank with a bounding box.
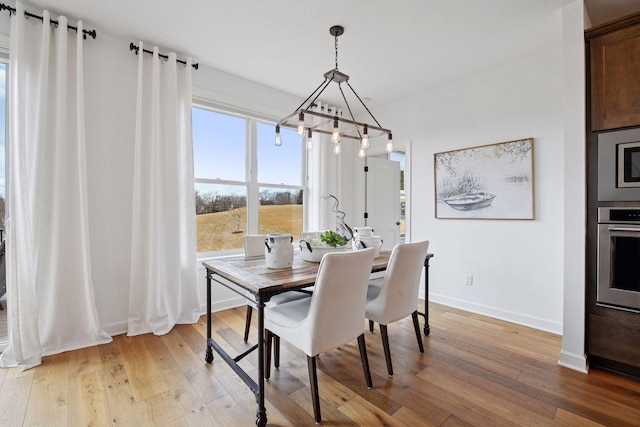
[68,371,111,427]
[98,340,144,426]
[115,333,169,402]
[68,344,103,378]
[553,408,608,426]
[134,390,183,426]
[418,366,556,425]
[0,374,32,425]
[338,394,409,426]
[157,366,217,427]
[23,352,69,426]
[160,328,227,403]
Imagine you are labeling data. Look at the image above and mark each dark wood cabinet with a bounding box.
[588,13,640,131]
[585,13,640,379]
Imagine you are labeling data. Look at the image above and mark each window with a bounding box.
[193,106,305,253]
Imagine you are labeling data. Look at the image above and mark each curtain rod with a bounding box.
[0,3,97,39]
[129,43,199,70]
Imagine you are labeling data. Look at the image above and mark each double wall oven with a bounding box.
[597,129,640,313]
[597,207,640,312]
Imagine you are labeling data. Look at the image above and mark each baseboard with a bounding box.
[558,349,588,373]
[101,321,128,336]
[428,293,563,335]
[199,296,247,317]
[100,296,247,337]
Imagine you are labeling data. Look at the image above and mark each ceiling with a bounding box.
[20,0,640,110]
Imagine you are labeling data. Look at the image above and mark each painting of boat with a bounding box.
[443,192,496,211]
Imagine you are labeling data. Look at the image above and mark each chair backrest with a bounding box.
[305,247,376,355]
[244,234,266,258]
[368,241,429,325]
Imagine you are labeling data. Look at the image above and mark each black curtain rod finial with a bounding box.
[0,3,15,15]
[83,29,96,40]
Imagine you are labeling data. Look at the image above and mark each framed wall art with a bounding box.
[434,138,534,219]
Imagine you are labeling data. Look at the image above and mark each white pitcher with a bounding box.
[264,233,294,269]
[352,233,383,257]
[353,226,373,238]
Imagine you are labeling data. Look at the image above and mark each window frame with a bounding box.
[192,99,306,257]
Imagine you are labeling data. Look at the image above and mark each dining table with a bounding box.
[203,249,433,427]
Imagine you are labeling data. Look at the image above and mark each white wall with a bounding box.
[368,8,570,336]
[559,0,588,373]
[358,2,588,373]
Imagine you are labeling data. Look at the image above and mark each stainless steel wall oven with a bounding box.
[598,207,640,312]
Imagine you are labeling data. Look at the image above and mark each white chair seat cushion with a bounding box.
[266,297,312,329]
[366,282,382,302]
[248,290,311,310]
[365,282,386,323]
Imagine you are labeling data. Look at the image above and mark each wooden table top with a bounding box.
[203,250,392,296]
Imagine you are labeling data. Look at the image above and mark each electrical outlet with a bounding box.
[464,274,473,286]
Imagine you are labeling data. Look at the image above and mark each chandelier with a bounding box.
[275,25,392,157]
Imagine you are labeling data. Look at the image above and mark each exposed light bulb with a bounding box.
[275,124,282,147]
[306,128,313,151]
[334,142,341,155]
[385,133,393,153]
[331,118,340,143]
[358,148,365,158]
[361,125,369,149]
[297,112,305,136]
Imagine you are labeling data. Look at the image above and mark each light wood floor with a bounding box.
[1,302,639,426]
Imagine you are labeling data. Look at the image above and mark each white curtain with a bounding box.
[307,102,341,231]
[0,2,111,370]
[127,43,200,336]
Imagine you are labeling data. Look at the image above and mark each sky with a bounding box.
[192,107,303,197]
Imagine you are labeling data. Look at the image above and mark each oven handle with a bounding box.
[607,226,640,233]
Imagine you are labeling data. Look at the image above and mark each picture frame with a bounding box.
[434,138,534,219]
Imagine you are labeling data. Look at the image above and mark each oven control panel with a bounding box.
[598,207,640,223]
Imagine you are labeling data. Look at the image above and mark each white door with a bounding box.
[366,157,401,249]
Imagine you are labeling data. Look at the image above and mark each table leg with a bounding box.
[256,296,267,427]
[205,271,214,363]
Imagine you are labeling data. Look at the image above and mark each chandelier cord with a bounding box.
[306,78,334,112]
[346,81,383,128]
[284,78,331,123]
[338,84,361,137]
[335,34,339,70]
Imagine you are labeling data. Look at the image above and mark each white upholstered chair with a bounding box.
[242,234,311,342]
[264,248,376,424]
[366,240,429,376]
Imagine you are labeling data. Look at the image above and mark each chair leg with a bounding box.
[412,311,425,353]
[379,324,393,376]
[357,334,373,388]
[265,329,272,380]
[274,335,281,369]
[307,355,322,423]
[369,319,374,333]
[244,305,253,342]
